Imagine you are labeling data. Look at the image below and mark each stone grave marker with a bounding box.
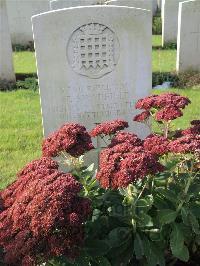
[6,0,49,45]
[162,0,183,45]
[50,0,104,10]
[177,0,200,72]
[107,0,155,16]
[32,6,151,140]
[0,0,15,83]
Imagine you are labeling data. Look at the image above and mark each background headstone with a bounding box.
[6,0,49,45]
[32,6,151,140]
[107,0,155,16]
[177,0,200,72]
[157,0,162,11]
[162,0,183,45]
[0,0,15,83]
[50,0,104,10]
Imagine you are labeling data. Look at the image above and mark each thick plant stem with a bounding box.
[176,162,194,213]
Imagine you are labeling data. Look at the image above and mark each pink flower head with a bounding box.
[90,119,129,137]
[135,95,159,110]
[96,142,164,189]
[1,157,59,209]
[135,93,190,111]
[133,111,150,122]
[109,131,143,148]
[169,134,200,153]
[42,123,94,158]
[143,134,169,155]
[0,161,91,265]
[155,93,191,109]
[155,106,183,121]
[182,125,200,136]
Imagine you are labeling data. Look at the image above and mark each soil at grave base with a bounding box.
[174,261,199,266]
[173,256,200,266]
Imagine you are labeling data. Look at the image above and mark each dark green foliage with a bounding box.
[12,42,34,52]
[15,77,38,91]
[152,15,162,35]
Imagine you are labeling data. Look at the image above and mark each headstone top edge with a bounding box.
[32,5,151,20]
[180,0,200,7]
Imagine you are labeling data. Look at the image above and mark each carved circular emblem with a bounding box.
[67,23,120,79]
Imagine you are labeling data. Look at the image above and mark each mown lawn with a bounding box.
[0,90,42,189]
[13,35,176,75]
[13,51,37,74]
[152,35,162,47]
[0,88,199,189]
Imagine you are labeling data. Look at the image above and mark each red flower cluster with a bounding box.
[155,105,183,122]
[169,134,200,154]
[181,120,200,136]
[109,131,143,148]
[90,119,129,137]
[0,158,91,266]
[1,157,59,209]
[96,132,164,189]
[42,123,94,158]
[135,93,190,122]
[143,134,169,155]
[133,111,150,122]
[135,93,190,110]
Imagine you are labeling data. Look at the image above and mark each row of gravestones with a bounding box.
[0,0,159,86]
[0,0,200,141]
[6,0,158,45]
[162,0,200,72]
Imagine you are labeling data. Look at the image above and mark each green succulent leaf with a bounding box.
[158,209,177,225]
[170,223,184,256]
[134,233,144,259]
[85,239,111,257]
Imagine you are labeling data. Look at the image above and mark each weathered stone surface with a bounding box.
[32,6,151,139]
[157,0,162,10]
[162,0,183,45]
[0,0,15,83]
[50,0,104,10]
[107,0,155,16]
[6,0,49,45]
[177,0,200,72]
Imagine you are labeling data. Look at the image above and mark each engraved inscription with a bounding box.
[46,82,135,128]
[67,23,120,78]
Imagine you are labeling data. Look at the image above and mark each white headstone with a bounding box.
[0,0,15,83]
[177,0,200,72]
[162,0,183,45]
[50,0,104,10]
[6,0,49,45]
[107,0,155,16]
[152,0,158,15]
[32,6,151,139]
[157,0,162,11]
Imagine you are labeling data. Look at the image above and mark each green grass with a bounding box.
[13,35,176,75]
[0,88,199,190]
[13,51,37,74]
[0,90,42,189]
[152,35,162,47]
[152,49,176,73]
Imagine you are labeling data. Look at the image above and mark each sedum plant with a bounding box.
[0,92,200,266]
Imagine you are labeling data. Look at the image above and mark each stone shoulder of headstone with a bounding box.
[107,0,153,14]
[0,0,15,83]
[162,0,183,46]
[176,0,200,72]
[50,0,105,10]
[32,5,152,142]
[6,0,49,45]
